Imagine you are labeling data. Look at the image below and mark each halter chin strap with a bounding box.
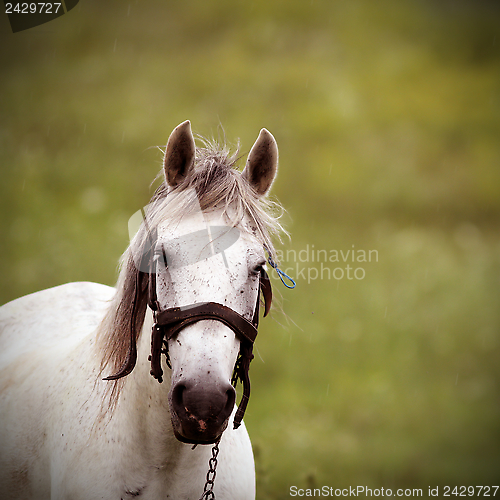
[104,262,272,431]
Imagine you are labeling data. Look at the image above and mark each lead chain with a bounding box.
[199,440,220,500]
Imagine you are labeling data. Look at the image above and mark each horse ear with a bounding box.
[163,120,196,187]
[242,128,278,196]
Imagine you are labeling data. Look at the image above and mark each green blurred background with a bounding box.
[1,0,499,497]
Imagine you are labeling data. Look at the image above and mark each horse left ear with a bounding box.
[164,120,196,187]
[242,128,278,196]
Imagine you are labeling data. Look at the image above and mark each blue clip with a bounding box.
[266,252,296,289]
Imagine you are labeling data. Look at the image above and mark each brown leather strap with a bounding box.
[232,340,254,429]
[156,302,258,344]
[149,301,259,386]
[260,268,272,317]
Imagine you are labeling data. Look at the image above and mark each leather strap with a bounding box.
[105,271,271,381]
[156,303,259,343]
[260,268,272,317]
[149,301,260,385]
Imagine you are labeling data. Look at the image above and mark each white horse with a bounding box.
[0,121,285,500]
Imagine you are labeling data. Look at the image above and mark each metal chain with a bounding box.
[198,440,221,500]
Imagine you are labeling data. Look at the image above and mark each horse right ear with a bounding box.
[163,120,196,187]
[242,128,278,197]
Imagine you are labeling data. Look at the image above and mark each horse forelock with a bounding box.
[96,137,286,411]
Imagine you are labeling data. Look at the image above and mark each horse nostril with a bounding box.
[171,383,187,416]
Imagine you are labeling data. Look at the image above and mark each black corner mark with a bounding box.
[4,0,79,33]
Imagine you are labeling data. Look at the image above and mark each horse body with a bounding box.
[0,281,255,499]
[0,121,283,499]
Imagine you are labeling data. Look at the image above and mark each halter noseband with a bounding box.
[104,240,273,431]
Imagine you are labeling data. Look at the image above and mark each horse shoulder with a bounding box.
[0,282,115,498]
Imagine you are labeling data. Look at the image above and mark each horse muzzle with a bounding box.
[168,379,236,444]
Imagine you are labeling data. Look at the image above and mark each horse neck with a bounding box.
[105,311,181,465]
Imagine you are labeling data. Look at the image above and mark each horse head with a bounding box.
[104,121,279,445]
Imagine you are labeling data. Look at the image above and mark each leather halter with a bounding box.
[104,241,273,431]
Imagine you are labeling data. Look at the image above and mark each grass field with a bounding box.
[1,1,499,498]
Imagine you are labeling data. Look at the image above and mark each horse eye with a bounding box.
[251,262,265,276]
[154,248,169,267]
